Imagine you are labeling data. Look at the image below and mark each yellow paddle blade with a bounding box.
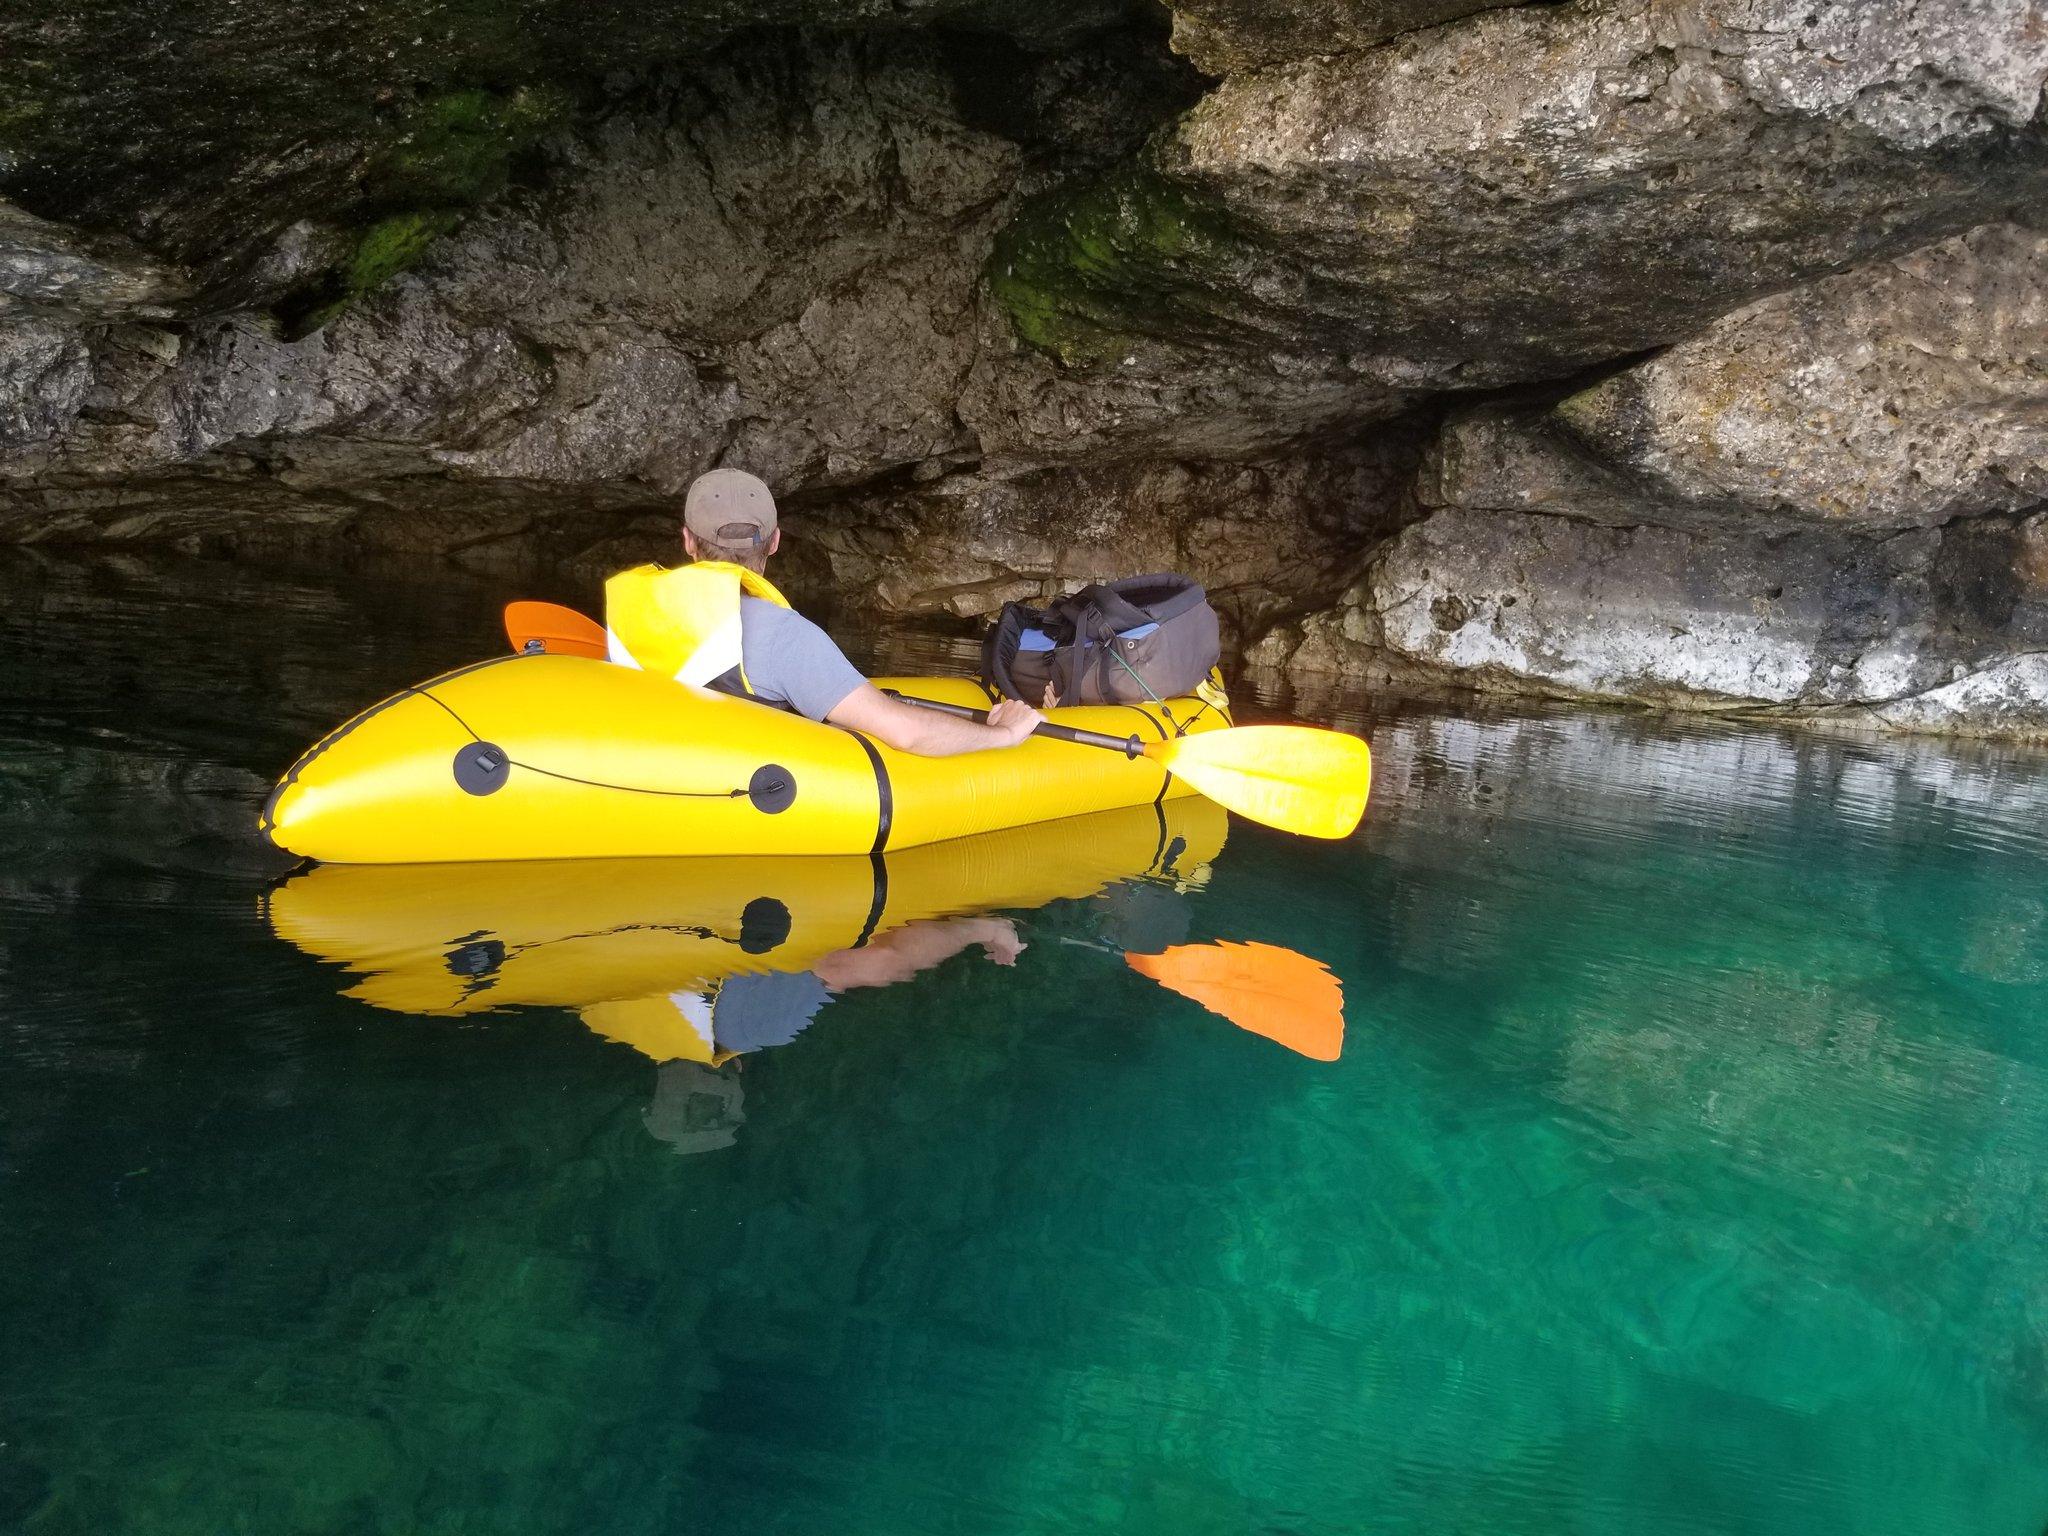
[1128,940,1345,1060]
[505,600,607,659]
[1149,724,1371,839]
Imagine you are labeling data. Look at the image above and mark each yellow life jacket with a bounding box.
[581,991,726,1065]
[604,561,794,696]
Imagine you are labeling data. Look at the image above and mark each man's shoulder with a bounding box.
[736,596,867,720]
[739,595,811,621]
[740,597,830,640]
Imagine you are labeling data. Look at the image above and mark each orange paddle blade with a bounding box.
[1128,940,1345,1061]
[505,600,607,659]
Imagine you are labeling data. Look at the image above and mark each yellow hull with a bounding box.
[262,655,1229,863]
[266,799,1229,1059]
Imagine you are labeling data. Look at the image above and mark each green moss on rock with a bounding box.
[0,1,586,325]
[988,165,1239,368]
[352,210,464,291]
[371,84,571,208]
[271,82,570,337]
[277,210,460,337]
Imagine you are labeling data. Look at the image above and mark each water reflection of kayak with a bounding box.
[265,798,1228,1060]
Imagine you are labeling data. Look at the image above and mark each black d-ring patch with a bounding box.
[453,741,510,796]
[748,764,797,814]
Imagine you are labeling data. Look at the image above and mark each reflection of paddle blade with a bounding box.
[504,600,607,658]
[1128,941,1345,1061]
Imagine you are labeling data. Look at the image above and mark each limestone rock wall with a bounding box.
[788,440,1423,637]
[0,0,1141,318]
[3,0,2047,739]
[1164,0,1525,75]
[0,37,1077,527]
[1262,506,2048,716]
[1545,224,2048,534]
[985,0,2048,466]
[0,27,1371,636]
[1253,221,2048,736]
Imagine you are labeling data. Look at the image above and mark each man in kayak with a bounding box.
[605,468,1044,756]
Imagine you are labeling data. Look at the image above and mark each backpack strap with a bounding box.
[1047,585,1143,706]
[1060,581,1154,637]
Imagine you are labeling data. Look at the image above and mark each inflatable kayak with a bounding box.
[262,653,1229,863]
[266,798,1228,1058]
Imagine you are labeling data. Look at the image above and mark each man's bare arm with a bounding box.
[825,683,1042,757]
[811,917,1024,991]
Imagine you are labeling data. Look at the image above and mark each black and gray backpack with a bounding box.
[980,573,1222,707]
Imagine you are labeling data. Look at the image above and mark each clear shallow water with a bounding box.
[5,548,2048,1534]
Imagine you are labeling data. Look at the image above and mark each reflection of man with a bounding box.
[644,1061,745,1156]
[814,916,1025,991]
[637,916,1023,1156]
[678,916,1026,1059]
[616,915,1026,1087]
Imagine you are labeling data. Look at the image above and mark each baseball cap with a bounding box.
[684,469,778,546]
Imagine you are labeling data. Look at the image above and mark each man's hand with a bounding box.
[986,698,1044,747]
[970,917,1026,966]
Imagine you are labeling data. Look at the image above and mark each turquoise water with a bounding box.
[5,549,2048,1534]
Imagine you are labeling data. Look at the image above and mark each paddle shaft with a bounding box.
[887,692,1148,758]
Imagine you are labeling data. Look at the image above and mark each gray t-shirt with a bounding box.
[737,597,868,721]
[712,969,834,1053]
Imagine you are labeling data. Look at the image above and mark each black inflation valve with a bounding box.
[748,764,797,814]
[453,741,511,796]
